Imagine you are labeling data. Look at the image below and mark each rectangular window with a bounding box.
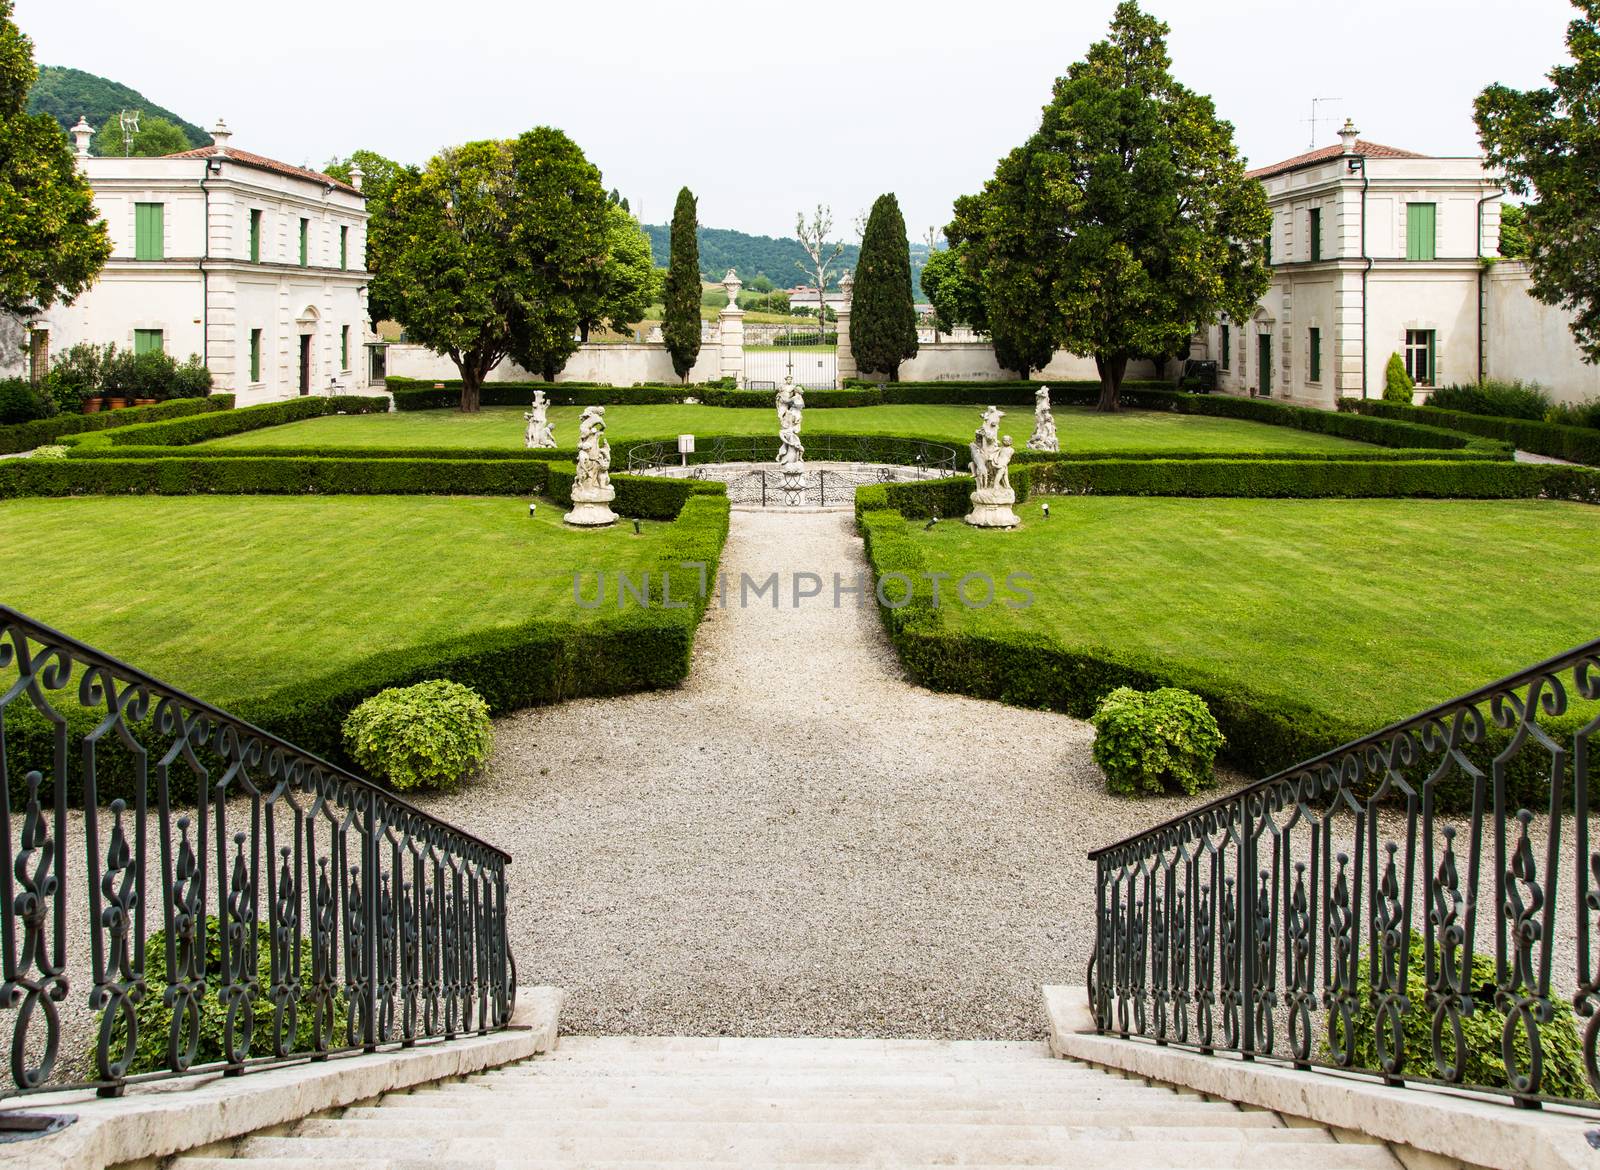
[1257,333,1272,396]
[134,203,164,260]
[1406,203,1437,261]
[250,329,262,383]
[1220,324,1231,370]
[249,209,262,263]
[133,329,164,355]
[341,325,350,370]
[1405,329,1436,385]
[1309,208,1322,262]
[1263,229,1272,266]
[340,225,349,270]
[299,218,309,267]
[1308,327,1322,382]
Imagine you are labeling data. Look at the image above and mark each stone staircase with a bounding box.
[168,1036,1404,1169]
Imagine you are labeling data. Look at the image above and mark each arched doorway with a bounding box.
[295,305,320,395]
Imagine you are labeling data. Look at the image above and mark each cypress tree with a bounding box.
[663,187,701,383]
[851,192,919,381]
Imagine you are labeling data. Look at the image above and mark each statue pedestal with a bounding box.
[780,465,805,507]
[965,485,1019,528]
[565,484,618,527]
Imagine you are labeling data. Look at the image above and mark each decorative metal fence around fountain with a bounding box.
[0,606,515,1099]
[625,435,960,474]
[1087,636,1600,1110]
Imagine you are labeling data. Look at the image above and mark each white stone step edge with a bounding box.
[1043,984,1596,1170]
[0,986,564,1170]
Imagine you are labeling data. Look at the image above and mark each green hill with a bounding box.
[26,66,210,150]
[643,224,931,299]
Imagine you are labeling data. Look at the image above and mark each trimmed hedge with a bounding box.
[0,395,233,455]
[854,499,1580,810]
[1340,397,1600,466]
[69,395,390,448]
[6,490,730,806]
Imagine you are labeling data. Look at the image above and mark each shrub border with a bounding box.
[0,395,234,455]
[1339,397,1600,466]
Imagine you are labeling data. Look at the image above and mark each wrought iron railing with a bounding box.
[0,606,515,1099]
[1088,637,1600,1110]
[626,434,960,473]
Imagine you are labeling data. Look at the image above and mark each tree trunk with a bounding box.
[888,365,899,383]
[1096,354,1128,412]
[459,367,481,413]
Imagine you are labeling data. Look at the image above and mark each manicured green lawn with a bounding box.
[0,496,674,705]
[894,497,1600,723]
[200,404,1376,454]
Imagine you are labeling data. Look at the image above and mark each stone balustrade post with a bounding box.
[835,271,857,388]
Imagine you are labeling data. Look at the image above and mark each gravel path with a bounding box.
[411,510,1218,1040]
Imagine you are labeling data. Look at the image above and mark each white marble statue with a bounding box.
[564,405,618,526]
[966,405,1020,528]
[1026,385,1059,453]
[524,391,556,449]
[776,376,806,468]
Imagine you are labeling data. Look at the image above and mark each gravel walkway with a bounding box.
[411,510,1218,1040]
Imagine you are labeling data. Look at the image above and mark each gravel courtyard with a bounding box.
[413,510,1219,1040]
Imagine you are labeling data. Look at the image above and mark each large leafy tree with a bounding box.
[663,186,701,382]
[89,113,188,157]
[0,0,110,323]
[1476,1,1600,361]
[372,128,608,410]
[918,244,985,337]
[575,202,660,343]
[325,149,410,328]
[851,192,918,380]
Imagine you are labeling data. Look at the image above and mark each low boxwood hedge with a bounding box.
[1339,397,1600,466]
[6,490,730,807]
[68,395,390,448]
[854,498,1579,811]
[0,395,234,455]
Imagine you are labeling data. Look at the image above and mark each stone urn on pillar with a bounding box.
[835,271,857,387]
[965,405,1020,528]
[718,269,746,388]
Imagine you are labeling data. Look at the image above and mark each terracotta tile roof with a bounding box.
[162,145,363,196]
[1246,139,1426,181]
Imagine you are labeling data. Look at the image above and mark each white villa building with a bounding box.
[30,119,371,405]
[1200,120,1507,408]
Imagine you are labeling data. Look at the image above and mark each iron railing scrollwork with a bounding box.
[0,605,515,1099]
[1088,636,1600,1111]
[625,435,960,474]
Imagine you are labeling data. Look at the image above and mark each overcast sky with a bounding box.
[19,0,1578,240]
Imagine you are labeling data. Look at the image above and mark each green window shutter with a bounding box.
[1407,203,1436,260]
[133,329,163,355]
[1309,328,1321,381]
[134,203,164,260]
[341,325,349,369]
[1309,209,1321,262]
[340,226,348,270]
[1264,231,1272,266]
[1221,324,1230,369]
[300,219,309,266]
[249,210,261,263]
[250,329,261,382]
[1427,330,1437,384]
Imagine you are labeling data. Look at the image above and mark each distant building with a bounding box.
[31,118,371,404]
[1198,121,1504,408]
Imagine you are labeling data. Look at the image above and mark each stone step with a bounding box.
[171,1162,1329,1170]
[459,1066,1175,1089]
[538,1038,1060,1063]
[226,1133,1402,1168]
[345,1102,1275,1127]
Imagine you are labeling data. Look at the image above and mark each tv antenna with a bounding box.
[1305,97,1342,149]
[118,108,140,156]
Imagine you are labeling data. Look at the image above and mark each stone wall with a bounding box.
[385,341,721,385]
[1484,261,1600,406]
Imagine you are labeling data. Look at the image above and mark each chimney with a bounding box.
[1339,118,1360,153]
[349,161,364,192]
[70,115,93,159]
[210,118,231,157]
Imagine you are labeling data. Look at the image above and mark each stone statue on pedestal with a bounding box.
[524,390,556,449]
[776,376,806,505]
[1026,385,1059,453]
[965,405,1021,528]
[564,405,618,526]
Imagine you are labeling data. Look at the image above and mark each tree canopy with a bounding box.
[370,128,609,408]
[326,149,411,327]
[919,244,985,335]
[948,2,1270,403]
[89,112,189,157]
[851,192,918,381]
[575,202,660,342]
[662,187,701,382]
[1476,0,1600,362]
[0,1,110,322]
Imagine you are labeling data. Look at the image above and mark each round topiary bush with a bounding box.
[1090,686,1224,797]
[342,679,493,793]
